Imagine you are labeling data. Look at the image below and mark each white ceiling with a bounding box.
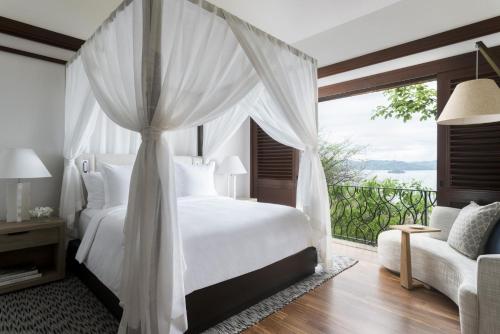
[0,0,400,43]
[0,0,122,39]
[296,0,500,67]
[0,0,499,78]
[208,0,401,44]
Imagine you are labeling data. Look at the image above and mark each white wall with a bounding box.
[0,51,65,219]
[209,118,251,198]
[295,0,500,67]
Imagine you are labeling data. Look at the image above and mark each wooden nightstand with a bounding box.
[0,218,65,294]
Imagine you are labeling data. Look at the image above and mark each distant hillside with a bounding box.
[349,160,436,171]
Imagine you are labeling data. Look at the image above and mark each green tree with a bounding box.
[319,139,364,186]
[371,83,437,122]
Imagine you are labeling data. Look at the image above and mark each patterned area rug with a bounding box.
[0,256,357,334]
[0,275,118,334]
[204,255,358,334]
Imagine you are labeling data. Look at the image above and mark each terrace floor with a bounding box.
[244,241,461,334]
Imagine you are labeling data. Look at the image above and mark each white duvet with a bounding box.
[76,196,313,296]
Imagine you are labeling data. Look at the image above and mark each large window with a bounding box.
[318,81,438,245]
[318,81,437,190]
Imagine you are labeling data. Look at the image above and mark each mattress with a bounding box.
[75,196,314,296]
[78,208,100,238]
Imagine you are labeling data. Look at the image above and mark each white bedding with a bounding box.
[78,208,100,238]
[76,196,313,296]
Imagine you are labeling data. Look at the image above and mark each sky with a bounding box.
[318,81,437,162]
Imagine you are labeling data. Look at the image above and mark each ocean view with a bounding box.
[363,170,437,190]
[318,82,438,192]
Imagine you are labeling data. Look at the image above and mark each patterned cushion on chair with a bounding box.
[447,202,500,259]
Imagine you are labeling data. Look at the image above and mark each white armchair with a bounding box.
[378,206,500,334]
[458,283,478,334]
[477,254,500,333]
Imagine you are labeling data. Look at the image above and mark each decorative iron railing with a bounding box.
[328,185,437,246]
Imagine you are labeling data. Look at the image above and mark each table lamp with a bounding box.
[0,148,52,222]
[218,156,247,199]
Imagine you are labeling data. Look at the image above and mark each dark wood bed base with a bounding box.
[67,240,317,333]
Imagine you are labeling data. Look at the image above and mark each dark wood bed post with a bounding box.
[67,240,317,333]
[197,125,203,157]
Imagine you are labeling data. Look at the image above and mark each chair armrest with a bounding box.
[458,283,478,334]
[478,254,500,334]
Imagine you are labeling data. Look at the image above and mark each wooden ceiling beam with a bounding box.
[0,16,84,51]
[318,16,500,78]
[319,45,500,102]
[0,45,66,65]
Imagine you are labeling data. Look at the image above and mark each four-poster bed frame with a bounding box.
[60,0,329,332]
[68,154,318,332]
[68,240,317,333]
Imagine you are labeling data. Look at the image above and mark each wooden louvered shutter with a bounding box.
[251,120,299,206]
[437,69,500,207]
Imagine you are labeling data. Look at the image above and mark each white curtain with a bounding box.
[87,111,141,154]
[80,2,168,333]
[154,0,258,128]
[203,111,247,159]
[202,108,248,161]
[225,13,331,267]
[202,86,268,159]
[87,112,196,156]
[63,0,325,332]
[164,128,197,156]
[78,0,257,333]
[59,57,99,236]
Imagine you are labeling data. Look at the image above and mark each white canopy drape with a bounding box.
[87,109,197,156]
[59,57,100,236]
[202,91,256,159]
[87,112,141,154]
[226,13,331,264]
[79,1,257,332]
[62,0,328,333]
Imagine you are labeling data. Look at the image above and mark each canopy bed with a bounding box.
[59,0,331,333]
[68,154,317,333]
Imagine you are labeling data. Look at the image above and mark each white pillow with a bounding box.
[428,206,461,241]
[447,201,500,259]
[82,172,105,209]
[175,162,217,197]
[100,163,133,208]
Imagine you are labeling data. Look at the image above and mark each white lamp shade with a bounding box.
[218,155,247,175]
[437,79,500,125]
[0,148,51,179]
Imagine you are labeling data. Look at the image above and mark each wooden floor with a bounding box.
[244,242,460,334]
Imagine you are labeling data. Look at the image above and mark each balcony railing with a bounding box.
[328,185,437,246]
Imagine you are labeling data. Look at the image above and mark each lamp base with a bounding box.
[232,175,237,199]
[6,181,31,222]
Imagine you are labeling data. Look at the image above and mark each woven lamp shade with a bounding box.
[437,79,500,125]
